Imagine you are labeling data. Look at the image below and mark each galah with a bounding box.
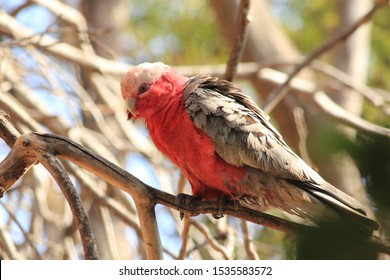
[121,62,379,233]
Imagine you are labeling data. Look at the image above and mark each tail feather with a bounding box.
[288,179,380,234]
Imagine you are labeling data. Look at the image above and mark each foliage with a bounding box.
[125,0,228,65]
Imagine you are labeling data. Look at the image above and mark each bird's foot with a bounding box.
[175,193,201,220]
[212,195,240,219]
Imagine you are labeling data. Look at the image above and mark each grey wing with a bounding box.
[183,76,323,183]
[183,76,373,219]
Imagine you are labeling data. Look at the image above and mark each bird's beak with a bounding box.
[126,97,137,120]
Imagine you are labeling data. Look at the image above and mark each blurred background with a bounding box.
[0,0,389,259]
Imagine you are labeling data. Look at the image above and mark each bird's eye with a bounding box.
[138,83,150,94]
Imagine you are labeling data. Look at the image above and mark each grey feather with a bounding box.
[183,75,379,232]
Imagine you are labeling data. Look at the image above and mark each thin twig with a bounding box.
[260,58,390,116]
[191,220,230,260]
[31,0,96,54]
[177,172,187,194]
[312,90,390,137]
[0,200,42,259]
[98,206,121,259]
[0,10,130,75]
[37,153,99,260]
[257,68,390,138]
[0,117,101,259]
[241,219,259,260]
[0,111,20,146]
[261,0,387,114]
[64,162,142,239]
[9,1,33,17]
[309,61,390,117]
[224,0,251,82]
[0,226,21,259]
[293,107,312,165]
[177,214,191,260]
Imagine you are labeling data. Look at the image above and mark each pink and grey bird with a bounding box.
[121,62,379,233]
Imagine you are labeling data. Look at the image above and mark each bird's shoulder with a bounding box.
[183,75,284,142]
[182,75,320,182]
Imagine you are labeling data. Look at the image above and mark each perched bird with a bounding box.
[121,62,379,233]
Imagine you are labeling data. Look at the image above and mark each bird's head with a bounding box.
[120,62,187,120]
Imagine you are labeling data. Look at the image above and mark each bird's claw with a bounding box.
[176,193,239,220]
[211,195,240,219]
[175,193,200,220]
[212,213,224,219]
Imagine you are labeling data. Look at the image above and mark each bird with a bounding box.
[120,62,379,233]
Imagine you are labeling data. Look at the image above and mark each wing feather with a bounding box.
[183,75,319,182]
[183,75,377,226]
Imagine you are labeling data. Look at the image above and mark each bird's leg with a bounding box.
[175,193,201,220]
[212,195,240,219]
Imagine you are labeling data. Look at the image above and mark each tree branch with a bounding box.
[1,113,390,255]
[0,10,129,75]
[0,114,309,235]
[190,220,230,259]
[177,214,191,260]
[0,111,21,147]
[261,0,387,114]
[176,62,390,119]
[241,219,259,260]
[0,225,21,259]
[38,153,99,260]
[64,162,142,239]
[0,200,42,259]
[257,68,390,138]
[224,0,251,82]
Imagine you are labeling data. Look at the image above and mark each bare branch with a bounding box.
[0,10,130,75]
[177,214,191,260]
[2,116,390,256]
[224,0,251,82]
[64,162,142,238]
[191,220,230,259]
[260,58,390,117]
[0,127,308,234]
[258,68,390,138]
[0,200,42,259]
[241,219,259,260]
[36,152,99,260]
[261,0,387,114]
[30,0,95,54]
[293,107,312,164]
[0,114,99,259]
[309,61,390,117]
[0,225,21,259]
[133,202,162,259]
[0,111,20,147]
